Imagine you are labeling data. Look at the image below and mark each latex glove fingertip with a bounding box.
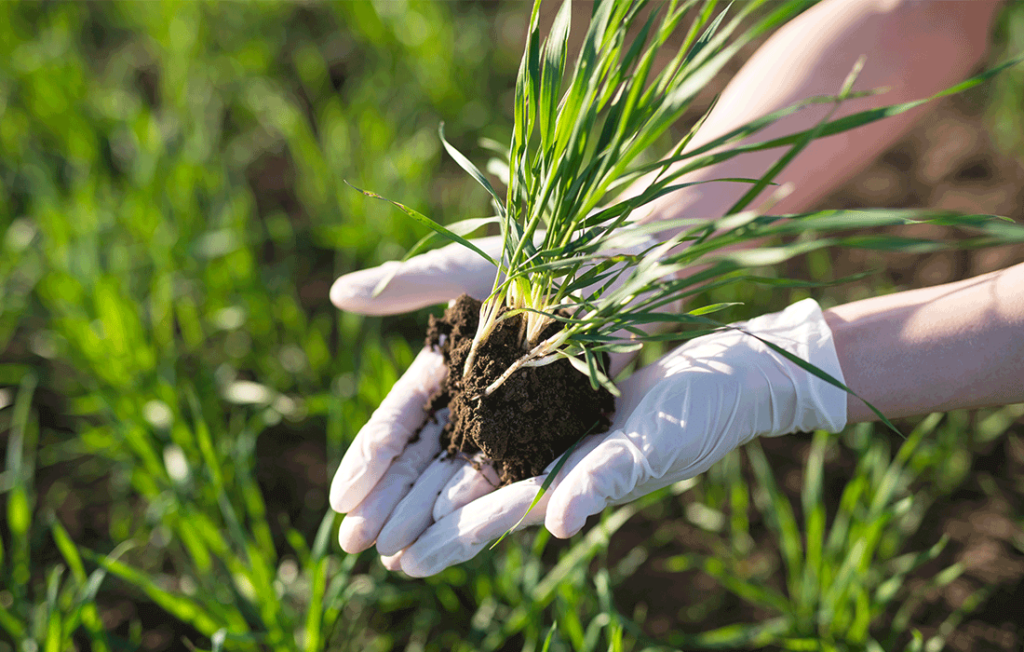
[337,513,376,554]
[544,496,591,539]
[330,348,446,513]
[402,479,549,577]
[330,262,397,313]
[330,239,502,315]
[545,434,644,538]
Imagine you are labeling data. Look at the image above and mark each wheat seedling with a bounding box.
[354,0,1023,407]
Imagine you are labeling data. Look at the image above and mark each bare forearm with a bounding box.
[824,262,1024,422]
[644,0,1000,221]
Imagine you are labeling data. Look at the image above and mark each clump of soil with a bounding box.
[425,294,615,485]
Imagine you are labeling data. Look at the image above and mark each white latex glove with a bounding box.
[328,238,500,552]
[391,298,848,577]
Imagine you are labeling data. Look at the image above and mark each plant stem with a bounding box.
[463,291,504,379]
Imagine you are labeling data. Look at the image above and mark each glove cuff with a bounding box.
[741,298,848,435]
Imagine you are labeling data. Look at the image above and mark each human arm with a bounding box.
[828,261,1024,422]
[639,0,1001,221]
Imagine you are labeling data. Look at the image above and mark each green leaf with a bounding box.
[5,373,38,607]
[591,342,643,355]
[800,429,829,614]
[743,330,905,439]
[346,181,499,268]
[310,510,336,563]
[540,622,558,652]
[539,0,571,148]
[747,442,804,605]
[50,520,87,585]
[730,57,1024,161]
[686,301,742,316]
[563,349,620,397]
[682,1,729,66]
[874,536,949,607]
[85,551,232,636]
[664,617,791,649]
[0,605,25,639]
[439,123,507,218]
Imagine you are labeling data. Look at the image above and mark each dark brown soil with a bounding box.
[424,294,615,485]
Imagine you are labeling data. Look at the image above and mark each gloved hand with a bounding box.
[328,234,646,555]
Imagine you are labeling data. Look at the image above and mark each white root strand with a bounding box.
[480,330,570,397]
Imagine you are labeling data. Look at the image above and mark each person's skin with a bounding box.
[637,0,1003,221]
[827,262,1024,422]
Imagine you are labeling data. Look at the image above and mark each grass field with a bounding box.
[1,2,1023,651]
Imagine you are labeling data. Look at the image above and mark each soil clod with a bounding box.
[426,294,615,485]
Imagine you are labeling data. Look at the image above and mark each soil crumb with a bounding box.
[426,294,615,485]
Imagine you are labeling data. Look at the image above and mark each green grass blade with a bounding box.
[372,216,501,297]
[892,562,968,633]
[50,520,87,585]
[822,445,872,564]
[800,429,828,618]
[724,58,1024,160]
[585,346,618,395]
[727,56,865,215]
[5,373,38,608]
[562,350,620,397]
[664,553,791,612]
[43,565,65,652]
[532,498,648,603]
[686,301,742,316]
[311,510,336,562]
[747,442,804,605]
[874,535,949,609]
[539,0,571,150]
[540,622,558,652]
[85,551,232,636]
[723,449,753,555]
[664,616,791,649]
[439,123,507,218]
[742,331,905,439]
[346,181,499,267]
[682,1,728,66]
[0,605,26,640]
[304,557,328,652]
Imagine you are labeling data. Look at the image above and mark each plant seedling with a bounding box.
[352,0,1024,485]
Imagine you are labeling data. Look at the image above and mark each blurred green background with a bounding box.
[1,2,1022,651]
